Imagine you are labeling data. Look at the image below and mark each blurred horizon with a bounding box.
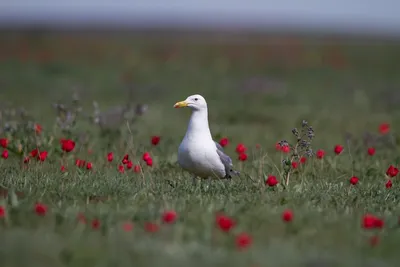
[1,0,400,38]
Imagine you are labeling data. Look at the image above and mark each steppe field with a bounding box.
[0,30,400,267]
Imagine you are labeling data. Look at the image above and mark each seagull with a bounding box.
[174,94,239,184]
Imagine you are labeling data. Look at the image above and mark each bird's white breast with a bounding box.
[178,137,225,179]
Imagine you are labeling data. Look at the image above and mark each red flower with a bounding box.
[91,219,101,230]
[219,137,229,147]
[122,154,129,164]
[367,147,375,156]
[281,145,290,153]
[60,165,66,172]
[238,153,248,161]
[133,165,141,173]
[386,165,399,177]
[334,144,344,155]
[151,136,161,146]
[30,148,39,157]
[0,206,5,218]
[142,152,151,161]
[362,214,384,229]
[350,176,359,185]
[75,159,85,168]
[300,156,307,164]
[146,158,153,167]
[255,143,261,149]
[35,203,48,216]
[275,142,282,151]
[316,149,325,159]
[122,222,133,232]
[291,161,299,169]
[162,210,177,224]
[235,232,252,250]
[265,175,278,187]
[86,162,93,170]
[107,152,114,162]
[282,209,293,222]
[369,235,380,247]
[60,139,75,153]
[235,143,247,154]
[118,165,125,173]
[34,123,42,134]
[23,157,30,163]
[216,213,235,232]
[379,123,390,134]
[1,150,8,159]
[126,160,133,169]
[145,222,159,233]
[0,138,8,148]
[386,180,392,189]
[38,151,48,161]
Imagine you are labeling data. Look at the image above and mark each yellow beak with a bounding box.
[174,100,188,108]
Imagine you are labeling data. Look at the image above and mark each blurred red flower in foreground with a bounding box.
[282,209,293,222]
[362,214,384,229]
[316,149,325,159]
[238,153,248,161]
[235,143,247,154]
[133,165,141,173]
[386,180,392,189]
[126,161,133,169]
[1,150,8,159]
[145,222,159,233]
[123,222,134,232]
[122,154,129,164]
[91,219,101,230]
[281,145,290,153]
[38,151,48,161]
[0,138,8,148]
[30,148,39,158]
[162,210,177,224]
[367,147,376,156]
[151,136,160,146]
[35,203,48,216]
[265,175,278,187]
[142,152,151,161]
[107,152,114,162]
[334,144,344,155]
[350,176,359,185]
[146,158,153,166]
[60,165,66,172]
[118,165,125,173]
[34,123,42,134]
[219,137,229,147]
[379,123,390,134]
[291,161,299,169]
[86,162,93,170]
[386,165,399,177]
[0,206,5,218]
[216,213,235,232]
[60,139,75,153]
[235,232,252,250]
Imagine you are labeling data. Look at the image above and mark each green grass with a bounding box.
[0,31,400,267]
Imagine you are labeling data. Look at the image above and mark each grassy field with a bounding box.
[0,30,400,267]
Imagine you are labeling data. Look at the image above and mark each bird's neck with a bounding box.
[186,109,212,140]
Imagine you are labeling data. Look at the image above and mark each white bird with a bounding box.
[174,94,239,184]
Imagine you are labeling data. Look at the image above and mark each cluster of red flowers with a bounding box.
[107,153,142,174]
[275,142,290,153]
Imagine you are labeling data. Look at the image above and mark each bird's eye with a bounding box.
[194,98,198,101]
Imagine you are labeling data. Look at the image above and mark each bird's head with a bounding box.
[174,94,207,111]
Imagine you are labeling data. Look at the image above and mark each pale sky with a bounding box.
[1,0,399,35]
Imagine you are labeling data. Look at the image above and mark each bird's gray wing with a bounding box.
[214,141,240,179]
